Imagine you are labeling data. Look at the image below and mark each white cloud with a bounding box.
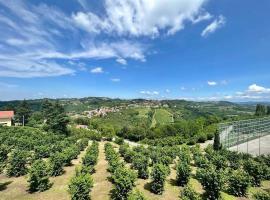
[165,89,170,93]
[116,58,127,65]
[247,84,270,94]
[0,82,18,88]
[207,81,217,86]
[90,67,104,74]
[72,0,210,37]
[201,15,226,37]
[111,78,120,82]
[140,91,159,96]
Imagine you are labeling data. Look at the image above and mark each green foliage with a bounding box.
[82,142,99,167]
[181,184,201,200]
[0,145,9,163]
[15,99,31,124]
[132,154,149,179]
[127,190,147,200]
[255,104,266,116]
[267,106,270,115]
[228,169,251,197]
[213,131,222,151]
[68,173,93,200]
[111,167,137,200]
[150,163,169,194]
[6,149,28,177]
[49,152,65,176]
[176,161,191,186]
[42,100,69,135]
[28,159,51,192]
[252,190,270,200]
[243,159,266,186]
[197,166,226,200]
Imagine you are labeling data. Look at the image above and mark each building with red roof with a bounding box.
[0,111,14,126]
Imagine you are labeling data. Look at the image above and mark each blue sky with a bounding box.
[0,0,270,101]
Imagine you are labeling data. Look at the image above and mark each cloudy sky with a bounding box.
[0,0,270,101]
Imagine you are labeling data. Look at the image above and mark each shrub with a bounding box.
[6,149,28,177]
[111,167,137,200]
[176,161,191,186]
[244,159,266,186]
[0,145,9,162]
[252,190,270,200]
[68,173,93,200]
[150,163,169,194]
[115,137,124,145]
[228,169,251,197]
[181,184,201,200]
[197,166,226,200]
[83,142,99,167]
[28,159,51,192]
[128,190,147,200]
[49,152,65,176]
[132,155,149,179]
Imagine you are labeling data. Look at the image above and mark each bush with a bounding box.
[68,173,93,200]
[132,155,149,179]
[252,191,270,200]
[244,159,266,186]
[150,163,169,194]
[176,161,191,186]
[228,169,251,197]
[0,145,9,162]
[28,159,51,192]
[49,152,65,176]
[181,184,201,200]
[6,149,28,177]
[197,166,226,200]
[128,190,147,200]
[111,167,137,200]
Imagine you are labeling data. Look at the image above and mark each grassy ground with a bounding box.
[0,144,89,200]
[91,142,113,200]
[151,109,174,127]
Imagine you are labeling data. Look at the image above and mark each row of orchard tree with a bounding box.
[68,141,99,200]
[115,139,270,200]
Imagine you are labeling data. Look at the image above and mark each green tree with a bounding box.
[68,173,93,200]
[150,163,169,194]
[255,104,266,116]
[15,99,31,125]
[49,152,65,176]
[28,159,51,192]
[228,169,251,197]
[176,161,191,186]
[127,190,147,200]
[267,106,270,115]
[181,184,201,200]
[244,159,266,186]
[132,155,149,179]
[6,149,28,177]
[43,101,69,135]
[111,167,137,200]
[197,166,226,200]
[213,131,222,151]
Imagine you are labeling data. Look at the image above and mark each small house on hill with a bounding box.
[0,111,14,126]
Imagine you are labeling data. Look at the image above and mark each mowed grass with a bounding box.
[151,109,173,127]
[135,107,151,118]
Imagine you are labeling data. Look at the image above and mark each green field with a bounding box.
[151,109,174,127]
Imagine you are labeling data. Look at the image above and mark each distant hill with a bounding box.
[0,97,256,119]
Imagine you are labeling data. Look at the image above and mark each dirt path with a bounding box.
[0,144,89,200]
[91,141,112,200]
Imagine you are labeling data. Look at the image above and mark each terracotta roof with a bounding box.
[0,111,14,119]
